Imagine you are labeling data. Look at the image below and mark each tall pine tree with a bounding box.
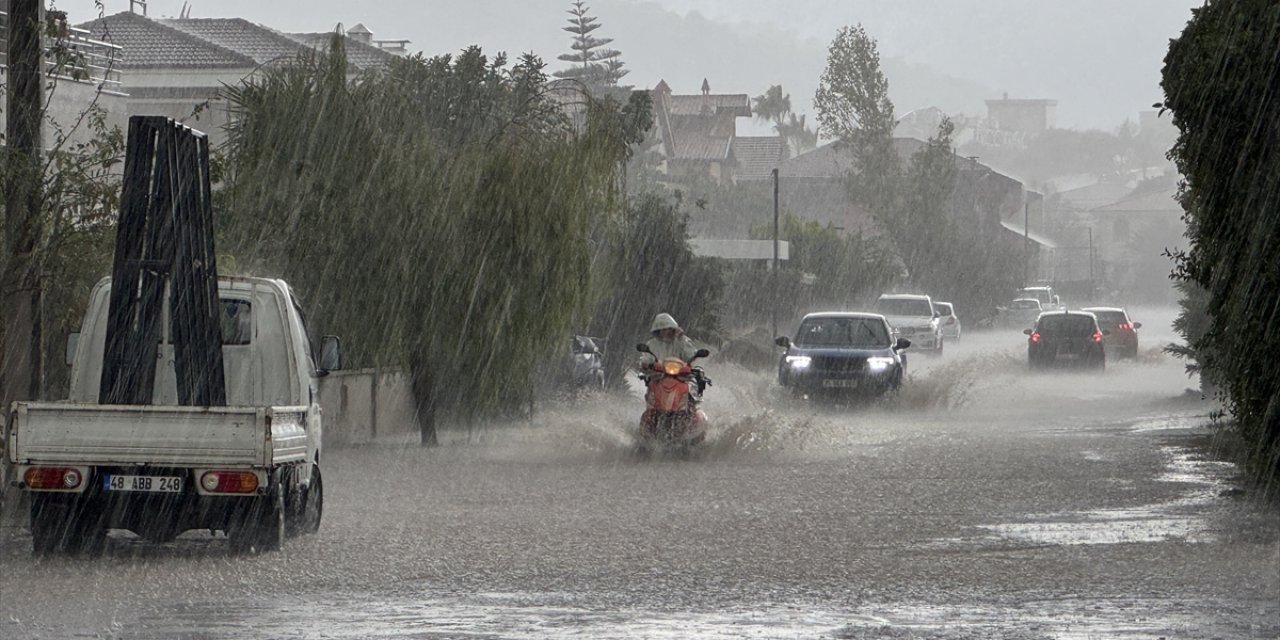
[554,1,627,89]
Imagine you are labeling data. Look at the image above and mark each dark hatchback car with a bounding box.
[1081,306,1142,359]
[1025,311,1107,370]
[775,312,911,397]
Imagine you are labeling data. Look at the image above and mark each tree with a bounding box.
[2,6,127,406]
[814,24,900,220]
[752,85,818,158]
[1162,0,1280,485]
[752,85,790,132]
[814,25,1022,320]
[554,1,627,90]
[221,40,648,444]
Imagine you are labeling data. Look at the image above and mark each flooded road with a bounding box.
[3,309,1278,639]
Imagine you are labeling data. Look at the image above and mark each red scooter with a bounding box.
[635,343,711,455]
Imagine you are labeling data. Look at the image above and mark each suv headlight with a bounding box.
[867,356,895,372]
[785,355,811,369]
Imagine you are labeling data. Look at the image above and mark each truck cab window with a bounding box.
[220,300,253,345]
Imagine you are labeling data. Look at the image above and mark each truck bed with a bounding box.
[8,402,309,467]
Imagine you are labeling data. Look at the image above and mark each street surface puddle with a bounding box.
[944,445,1235,548]
[130,593,1278,639]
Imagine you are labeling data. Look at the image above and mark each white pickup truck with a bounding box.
[2,276,340,554]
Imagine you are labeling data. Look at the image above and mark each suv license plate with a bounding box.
[823,379,859,388]
[103,474,183,493]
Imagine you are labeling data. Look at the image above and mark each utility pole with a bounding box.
[1088,227,1095,297]
[2,0,47,408]
[1022,201,1030,286]
[772,168,780,341]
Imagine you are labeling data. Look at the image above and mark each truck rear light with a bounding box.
[25,467,82,490]
[200,471,259,494]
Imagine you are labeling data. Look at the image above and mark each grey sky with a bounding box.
[57,0,1199,130]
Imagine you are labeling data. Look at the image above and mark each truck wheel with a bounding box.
[229,490,284,554]
[30,495,105,556]
[300,465,323,535]
[286,463,323,537]
[30,496,68,556]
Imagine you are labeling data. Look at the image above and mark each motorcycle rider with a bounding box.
[640,313,708,399]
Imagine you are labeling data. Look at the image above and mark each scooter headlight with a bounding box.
[785,355,812,369]
[867,356,895,372]
[663,361,683,376]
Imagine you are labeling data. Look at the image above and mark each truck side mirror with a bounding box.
[318,335,342,374]
[1023,328,1034,336]
[66,333,80,367]
[1133,322,1142,329]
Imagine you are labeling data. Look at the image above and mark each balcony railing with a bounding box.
[1,10,124,92]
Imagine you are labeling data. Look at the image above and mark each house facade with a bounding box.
[75,10,401,147]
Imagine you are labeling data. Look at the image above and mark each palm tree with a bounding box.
[752,84,791,133]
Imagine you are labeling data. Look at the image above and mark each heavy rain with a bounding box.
[1,1,1278,638]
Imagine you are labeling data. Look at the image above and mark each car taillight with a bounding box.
[1030,332,1041,343]
[24,467,82,490]
[1118,322,1133,331]
[1093,331,1104,343]
[200,471,259,494]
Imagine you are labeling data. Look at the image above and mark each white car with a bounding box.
[873,294,944,355]
[935,301,961,342]
[999,297,1044,329]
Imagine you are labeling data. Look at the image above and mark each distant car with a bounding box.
[999,298,1044,328]
[935,301,961,342]
[1025,310,1106,370]
[775,312,910,398]
[1017,286,1065,310]
[873,293,944,355]
[1081,307,1142,359]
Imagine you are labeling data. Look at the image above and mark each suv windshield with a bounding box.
[1037,314,1097,337]
[795,317,891,348]
[876,298,932,317]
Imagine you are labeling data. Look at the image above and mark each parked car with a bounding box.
[1025,310,1107,370]
[775,312,910,398]
[1081,307,1142,359]
[935,301,961,343]
[569,335,607,389]
[873,294,944,355]
[998,298,1044,328]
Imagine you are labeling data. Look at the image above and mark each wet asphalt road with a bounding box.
[2,310,1278,639]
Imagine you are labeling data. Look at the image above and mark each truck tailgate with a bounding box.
[9,403,270,466]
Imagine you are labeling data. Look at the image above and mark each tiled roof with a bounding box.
[75,12,394,73]
[668,94,751,117]
[284,32,397,71]
[77,11,253,69]
[669,112,735,161]
[731,136,784,179]
[158,18,307,67]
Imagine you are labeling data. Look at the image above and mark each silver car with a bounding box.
[935,301,961,342]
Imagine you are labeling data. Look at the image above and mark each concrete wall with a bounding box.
[316,368,420,444]
[0,77,128,148]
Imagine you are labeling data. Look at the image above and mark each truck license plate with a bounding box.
[103,474,183,493]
